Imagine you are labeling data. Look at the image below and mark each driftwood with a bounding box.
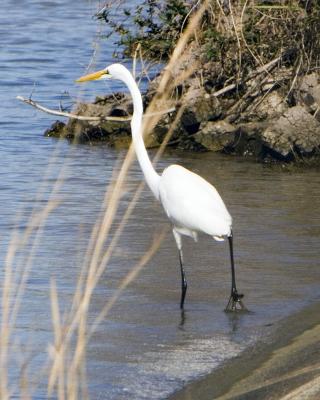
[16,96,175,122]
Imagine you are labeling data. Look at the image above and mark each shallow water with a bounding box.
[1,1,320,399]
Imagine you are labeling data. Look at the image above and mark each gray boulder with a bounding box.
[194,120,235,151]
[262,105,320,156]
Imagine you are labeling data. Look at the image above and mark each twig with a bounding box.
[253,55,282,76]
[286,56,302,100]
[212,54,283,97]
[212,82,238,97]
[228,0,243,77]
[180,0,201,34]
[240,0,264,68]
[16,96,175,122]
[132,43,141,79]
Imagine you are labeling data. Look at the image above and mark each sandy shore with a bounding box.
[169,301,320,400]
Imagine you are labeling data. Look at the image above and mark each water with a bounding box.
[1,1,320,399]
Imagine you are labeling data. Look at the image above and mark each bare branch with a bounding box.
[16,96,130,122]
[16,96,175,122]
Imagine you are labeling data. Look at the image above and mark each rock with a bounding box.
[227,121,269,158]
[44,120,66,138]
[44,96,133,143]
[297,73,320,120]
[64,107,131,143]
[255,91,288,119]
[151,115,174,144]
[194,120,235,151]
[180,88,222,134]
[262,105,320,156]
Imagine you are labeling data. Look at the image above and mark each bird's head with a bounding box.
[76,63,130,83]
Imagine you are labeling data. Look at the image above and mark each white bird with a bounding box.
[77,63,245,311]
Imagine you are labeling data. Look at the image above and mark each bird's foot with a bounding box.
[224,290,247,312]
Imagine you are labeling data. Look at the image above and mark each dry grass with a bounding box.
[0,3,208,399]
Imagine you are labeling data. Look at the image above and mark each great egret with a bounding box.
[77,63,245,312]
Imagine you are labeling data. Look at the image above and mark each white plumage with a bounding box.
[159,164,232,240]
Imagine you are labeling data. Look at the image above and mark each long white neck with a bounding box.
[123,70,160,200]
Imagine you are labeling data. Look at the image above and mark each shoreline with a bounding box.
[168,299,320,399]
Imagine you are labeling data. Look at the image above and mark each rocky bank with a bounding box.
[45,63,320,163]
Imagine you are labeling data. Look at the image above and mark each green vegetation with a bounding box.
[97,0,320,85]
[96,0,191,59]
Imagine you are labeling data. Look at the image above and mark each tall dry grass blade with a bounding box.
[90,228,167,340]
[140,3,208,154]
[69,156,125,315]
[9,199,60,333]
[86,148,134,279]
[0,231,18,399]
[95,182,145,280]
[158,0,208,94]
[8,141,70,339]
[48,278,65,400]
[19,359,32,400]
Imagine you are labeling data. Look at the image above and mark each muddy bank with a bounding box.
[45,64,320,163]
[168,300,320,400]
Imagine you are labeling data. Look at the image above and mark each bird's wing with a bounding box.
[159,165,232,237]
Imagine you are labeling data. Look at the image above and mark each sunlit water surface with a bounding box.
[1,1,320,399]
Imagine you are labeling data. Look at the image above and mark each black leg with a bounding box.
[179,249,188,309]
[225,230,246,312]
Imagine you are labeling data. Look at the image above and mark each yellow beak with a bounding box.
[76,69,108,83]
